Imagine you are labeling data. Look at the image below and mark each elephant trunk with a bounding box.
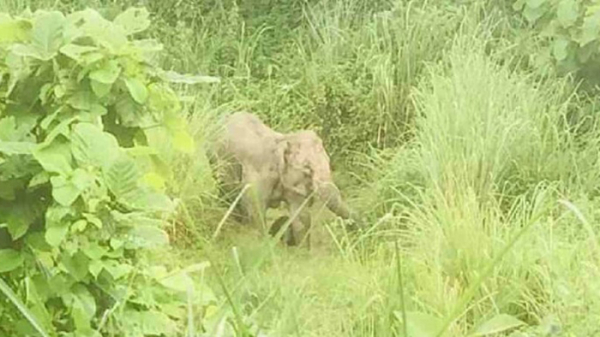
[317,182,352,220]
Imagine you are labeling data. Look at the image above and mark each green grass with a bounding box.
[2,0,600,336]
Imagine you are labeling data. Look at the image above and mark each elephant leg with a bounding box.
[240,169,273,231]
[287,199,312,248]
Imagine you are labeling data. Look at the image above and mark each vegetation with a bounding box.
[1,0,599,336]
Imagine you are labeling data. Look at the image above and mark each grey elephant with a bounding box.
[211,111,356,246]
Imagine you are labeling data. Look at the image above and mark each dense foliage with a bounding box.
[0,7,223,336]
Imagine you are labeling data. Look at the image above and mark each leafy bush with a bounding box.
[513,0,600,86]
[0,7,219,336]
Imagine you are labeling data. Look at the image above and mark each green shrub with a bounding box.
[513,0,600,87]
[0,7,220,336]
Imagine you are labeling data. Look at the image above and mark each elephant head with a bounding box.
[277,130,353,221]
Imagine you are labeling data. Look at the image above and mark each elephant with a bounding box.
[210,111,356,246]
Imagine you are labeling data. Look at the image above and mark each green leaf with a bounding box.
[70,9,128,52]
[102,260,132,280]
[557,0,579,28]
[0,18,32,43]
[90,79,112,98]
[124,77,148,104]
[394,311,443,337]
[89,60,121,84]
[157,271,194,293]
[526,0,545,9]
[31,11,66,60]
[71,123,121,168]
[59,44,98,63]
[0,249,24,273]
[552,38,569,61]
[49,168,94,205]
[104,154,141,200]
[67,89,97,111]
[66,284,96,330]
[81,242,106,260]
[122,309,178,336]
[33,137,73,176]
[159,70,221,84]
[45,204,73,246]
[473,314,526,336]
[89,260,103,278]
[128,225,169,249]
[45,218,69,247]
[523,4,545,23]
[28,171,50,189]
[579,8,600,46]
[59,251,89,281]
[113,7,150,35]
[0,141,35,155]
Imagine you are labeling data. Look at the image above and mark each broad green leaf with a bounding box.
[0,141,35,155]
[31,11,66,60]
[125,190,175,212]
[68,89,97,111]
[25,232,52,252]
[89,60,121,84]
[579,8,600,46]
[124,77,148,104]
[0,18,32,43]
[0,117,16,140]
[71,220,86,233]
[28,171,50,189]
[59,252,90,282]
[59,252,90,281]
[81,242,106,260]
[394,311,443,337]
[113,8,150,35]
[75,9,128,53]
[132,39,163,63]
[103,260,132,280]
[473,314,526,336]
[121,309,178,336]
[90,79,112,98]
[115,93,145,127]
[159,70,221,84]
[523,4,545,23]
[104,154,141,200]
[513,0,526,11]
[128,225,169,249]
[83,213,102,229]
[33,137,73,176]
[557,0,579,28]
[157,271,194,293]
[71,123,121,168]
[0,249,24,273]
[552,38,569,61]
[66,284,96,330]
[89,260,103,278]
[6,217,29,240]
[50,175,81,206]
[45,219,69,247]
[526,0,545,9]
[59,44,98,62]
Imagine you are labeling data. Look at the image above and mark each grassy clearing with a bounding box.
[1,0,600,336]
